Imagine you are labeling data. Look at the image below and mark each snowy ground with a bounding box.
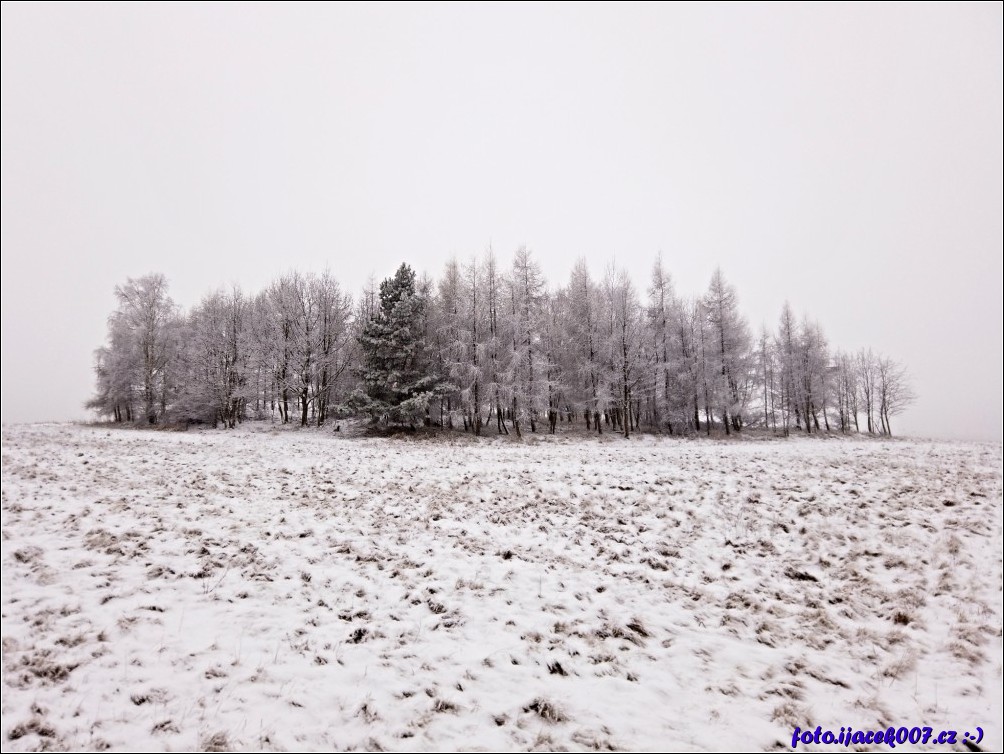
[1,423,1001,752]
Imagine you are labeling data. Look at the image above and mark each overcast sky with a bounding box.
[2,3,1001,440]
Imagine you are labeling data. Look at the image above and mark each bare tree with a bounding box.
[90,274,178,424]
[857,348,879,434]
[833,349,859,433]
[876,355,915,436]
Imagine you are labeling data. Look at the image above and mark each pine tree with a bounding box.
[351,264,446,426]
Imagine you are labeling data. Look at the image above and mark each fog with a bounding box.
[2,4,1000,439]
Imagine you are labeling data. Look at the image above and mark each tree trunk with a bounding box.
[473,379,481,436]
[623,386,630,439]
[496,401,509,434]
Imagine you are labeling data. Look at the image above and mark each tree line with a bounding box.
[88,249,914,437]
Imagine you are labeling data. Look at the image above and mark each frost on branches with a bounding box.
[350,264,450,428]
[87,252,914,437]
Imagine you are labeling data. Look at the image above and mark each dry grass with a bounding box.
[1,424,1000,751]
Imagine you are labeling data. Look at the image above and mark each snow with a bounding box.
[2,423,1001,752]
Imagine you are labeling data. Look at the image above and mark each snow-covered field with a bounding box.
[1,423,1001,752]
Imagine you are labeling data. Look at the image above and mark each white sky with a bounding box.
[2,3,1001,440]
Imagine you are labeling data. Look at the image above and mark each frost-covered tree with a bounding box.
[775,302,800,435]
[646,256,698,433]
[566,259,604,431]
[435,258,465,428]
[704,268,752,433]
[90,258,914,439]
[603,266,645,437]
[351,263,446,426]
[312,272,354,427]
[504,247,547,436]
[87,312,141,422]
[88,274,178,424]
[245,291,274,418]
[672,298,705,432]
[798,317,829,433]
[264,275,298,423]
[857,348,879,434]
[177,286,249,427]
[647,257,670,431]
[876,355,915,436]
[462,254,487,434]
[482,248,509,434]
[833,350,859,433]
[540,287,567,433]
[757,324,777,431]
[288,273,320,427]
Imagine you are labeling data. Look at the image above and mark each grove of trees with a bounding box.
[88,251,915,437]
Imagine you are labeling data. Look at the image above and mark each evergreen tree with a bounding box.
[351,264,446,426]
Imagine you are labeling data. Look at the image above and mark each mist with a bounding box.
[2,4,1000,440]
